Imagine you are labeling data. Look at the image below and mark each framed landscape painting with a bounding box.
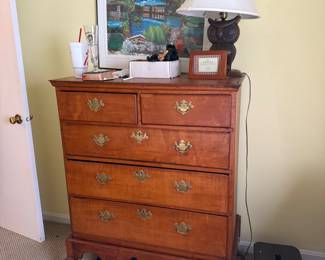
[97,0,204,71]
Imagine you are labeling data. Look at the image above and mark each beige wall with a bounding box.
[16,0,325,253]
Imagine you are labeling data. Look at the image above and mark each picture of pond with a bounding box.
[106,0,204,57]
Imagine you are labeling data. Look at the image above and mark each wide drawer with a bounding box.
[141,94,232,127]
[70,198,227,258]
[63,124,230,170]
[66,161,229,213]
[56,91,137,124]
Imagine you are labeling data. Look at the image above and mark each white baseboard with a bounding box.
[239,241,325,260]
[43,211,70,224]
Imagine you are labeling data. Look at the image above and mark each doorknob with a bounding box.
[9,114,23,124]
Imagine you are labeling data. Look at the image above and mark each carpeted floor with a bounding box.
[0,221,97,260]
[0,221,246,260]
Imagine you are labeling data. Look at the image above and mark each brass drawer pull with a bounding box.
[175,222,192,235]
[131,130,149,144]
[88,98,104,112]
[174,140,192,154]
[175,180,192,193]
[137,208,152,221]
[134,170,150,181]
[98,210,114,222]
[96,173,112,185]
[175,100,194,115]
[93,134,110,147]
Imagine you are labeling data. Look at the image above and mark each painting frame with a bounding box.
[97,0,205,72]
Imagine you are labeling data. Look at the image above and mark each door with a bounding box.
[0,0,45,242]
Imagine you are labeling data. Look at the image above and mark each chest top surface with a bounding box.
[50,74,244,92]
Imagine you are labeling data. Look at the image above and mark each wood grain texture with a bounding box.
[50,75,243,260]
[141,94,232,127]
[62,124,231,169]
[70,197,228,258]
[56,91,137,124]
[66,160,229,214]
[50,74,244,90]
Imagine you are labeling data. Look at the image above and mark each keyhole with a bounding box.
[130,257,137,260]
[275,254,282,260]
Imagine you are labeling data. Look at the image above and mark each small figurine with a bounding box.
[147,44,179,62]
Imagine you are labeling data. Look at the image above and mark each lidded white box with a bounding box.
[129,60,180,79]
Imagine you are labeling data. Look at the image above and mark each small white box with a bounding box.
[129,60,180,79]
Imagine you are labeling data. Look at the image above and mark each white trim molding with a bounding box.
[239,241,325,260]
[43,211,70,225]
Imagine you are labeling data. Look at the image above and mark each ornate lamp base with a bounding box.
[207,15,241,73]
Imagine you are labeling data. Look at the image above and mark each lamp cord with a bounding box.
[242,72,253,258]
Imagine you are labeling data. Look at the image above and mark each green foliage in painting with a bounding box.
[143,26,167,45]
[132,15,142,26]
[183,16,204,28]
[108,33,124,50]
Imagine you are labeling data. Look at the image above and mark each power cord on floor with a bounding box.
[241,72,253,259]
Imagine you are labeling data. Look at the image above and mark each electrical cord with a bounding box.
[242,72,253,258]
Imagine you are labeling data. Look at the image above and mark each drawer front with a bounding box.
[63,124,230,169]
[56,91,137,124]
[66,161,229,213]
[70,198,227,258]
[141,94,232,127]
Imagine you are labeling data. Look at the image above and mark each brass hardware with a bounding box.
[174,140,192,154]
[93,134,110,147]
[9,114,23,124]
[175,100,194,115]
[175,180,192,193]
[98,210,114,222]
[137,208,152,221]
[96,173,112,185]
[26,115,34,121]
[131,130,149,144]
[175,222,192,235]
[88,98,104,112]
[134,170,150,182]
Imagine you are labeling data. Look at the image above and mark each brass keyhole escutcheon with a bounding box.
[131,130,149,144]
[175,222,192,235]
[93,134,110,147]
[9,114,23,124]
[134,170,150,182]
[88,98,104,112]
[98,210,114,222]
[175,180,192,193]
[175,100,194,115]
[137,208,152,221]
[174,140,192,154]
[96,173,112,185]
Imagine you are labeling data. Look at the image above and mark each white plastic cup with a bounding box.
[69,42,88,78]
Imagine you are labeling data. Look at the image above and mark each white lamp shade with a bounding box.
[176,0,260,19]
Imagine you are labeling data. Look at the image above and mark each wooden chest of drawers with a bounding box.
[51,75,243,260]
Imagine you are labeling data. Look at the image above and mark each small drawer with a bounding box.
[63,124,230,170]
[141,94,232,127]
[66,161,229,213]
[70,198,227,258]
[56,91,137,124]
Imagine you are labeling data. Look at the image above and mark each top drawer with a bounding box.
[141,94,232,127]
[56,91,137,124]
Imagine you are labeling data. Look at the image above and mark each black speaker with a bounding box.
[254,242,302,260]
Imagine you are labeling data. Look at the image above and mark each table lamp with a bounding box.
[177,0,259,73]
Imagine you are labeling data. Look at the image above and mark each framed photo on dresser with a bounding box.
[189,50,228,80]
